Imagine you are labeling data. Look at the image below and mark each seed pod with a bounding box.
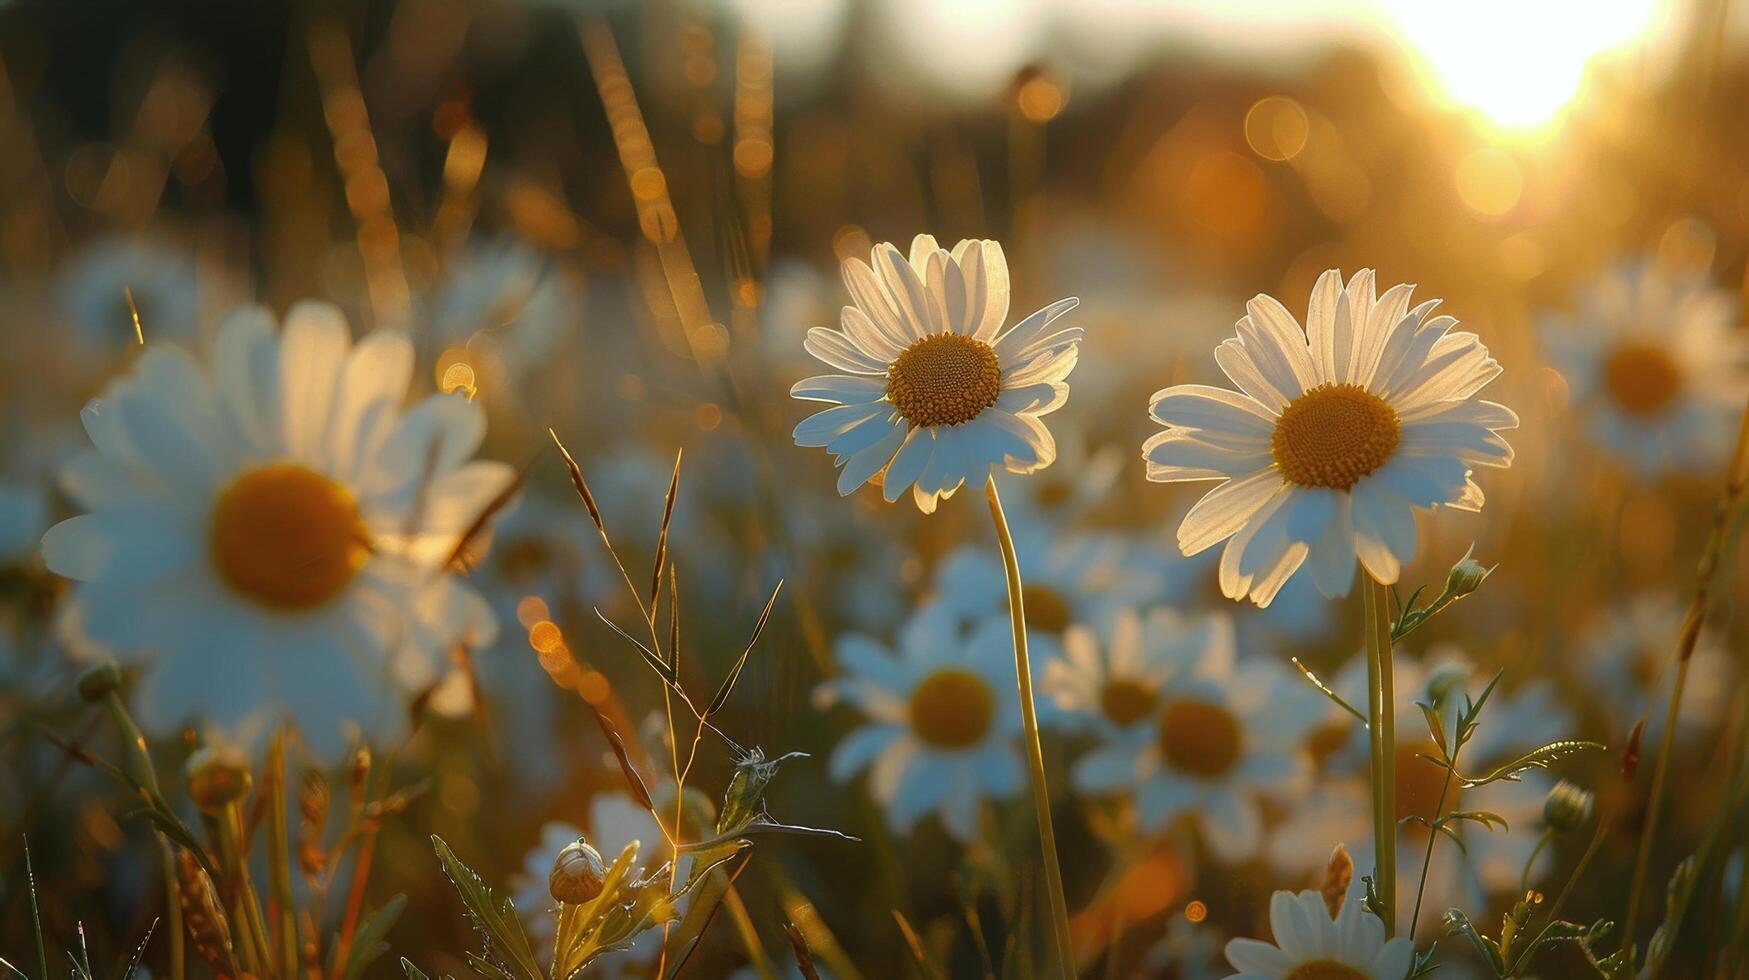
[76,663,124,703]
[184,746,252,814]
[1542,779,1595,832]
[550,836,607,905]
[176,849,235,972]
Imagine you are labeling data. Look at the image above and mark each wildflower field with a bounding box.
[4,1,1749,977]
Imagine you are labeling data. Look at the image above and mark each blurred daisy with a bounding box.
[1145,269,1516,606]
[1542,259,1748,478]
[1042,606,1234,738]
[1145,914,1227,980]
[1578,592,1734,742]
[791,234,1081,513]
[816,602,1023,841]
[990,429,1125,552]
[930,531,1168,662]
[41,303,513,754]
[429,238,581,383]
[57,236,201,351]
[0,479,48,567]
[1071,628,1322,860]
[1222,890,1413,980]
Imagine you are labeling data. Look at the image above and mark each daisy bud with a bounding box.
[550,836,607,905]
[1443,548,1492,600]
[184,746,253,814]
[1542,780,1595,833]
[76,663,124,703]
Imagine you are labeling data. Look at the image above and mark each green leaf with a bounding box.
[340,895,407,980]
[399,958,431,980]
[1417,699,1449,755]
[429,835,543,980]
[1458,741,1607,788]
[1443,810,1509,833]
[715,749,806,837]
[1442,909,1505,977]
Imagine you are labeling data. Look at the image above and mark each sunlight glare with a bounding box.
[1381,0,1665,131]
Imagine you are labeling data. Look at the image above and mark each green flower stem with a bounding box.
[1621,398,1749,959]
[101,690,185,980]
[1518,826,1556,897]
[986,477,1075,977]
[1363,575,1398,935]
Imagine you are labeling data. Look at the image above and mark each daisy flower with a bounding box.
[57,236,202,351]
[41,303,513,754]
[1578,592,1734,742]
[791,234,1081,513]
[1144,269,1516,605]
[816,601,1024,841]
[1222,890,1413,980]
[1071,627,1323,860]
[1542,258,1748,478]
[930,531,1169,664]
[429,238,581,383]
[1041,605,1234,738]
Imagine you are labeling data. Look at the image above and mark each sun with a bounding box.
[1381,0,1667,133]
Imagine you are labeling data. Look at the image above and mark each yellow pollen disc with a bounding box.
[1271,383,1402,490]
[1157,699,1242,778]
[1284,961,1369,980]
[1394,740,1460,826]
[1022,584,1072,633]
[1100,678,1156,727]
[886,333,1002,428]
[210,463,370,610]
[909,668,993,749]
[1602,342,1681,416]
[1305,720,1352,769]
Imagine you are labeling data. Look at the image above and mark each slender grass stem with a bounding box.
[101,691,184,980]
[985,477,1074,977]
[1408,726,1465,941]
[1363,576,1397,935]
[1621,399,1749,957]
[1518,827,1556,898]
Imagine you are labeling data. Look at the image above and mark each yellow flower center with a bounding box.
[1272,383,1401,490]
[1021,583,1072,633]
[1603,342,1681,416]
[886,333,1002,428]
[909,668,994,749]
[1157,699,1242,778]
[1284,962,1369,980]
[1305,719,1352,769]
[1394,740,1460,827]
[1100,678,1157,727]
[210,463,370,610]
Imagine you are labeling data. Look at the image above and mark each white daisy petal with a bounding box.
[804,326,888,374]
[837,423,907,495]
[1178,469,1285,556]
[842,256,916,345]
[791,374,887,405]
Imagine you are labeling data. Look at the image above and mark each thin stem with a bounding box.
[1408,729,1464,941]
[101,692,184,980]
[1518,827,1556,897]
[1621,397,1749,955]
[986,477,1075,978]
[1363,576,1397,935]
